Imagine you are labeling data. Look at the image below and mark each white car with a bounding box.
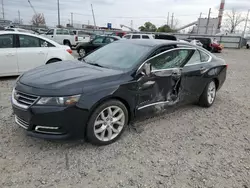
[0,31,74,77]
[123,34,155,39]
[72,30,91,43]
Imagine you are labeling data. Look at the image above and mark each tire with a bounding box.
[86,100,129,146]
[46,59,61,64]
[247,44,249,49]
[199,80,217,107]
[64,40,71,48]
[78,47,86,57]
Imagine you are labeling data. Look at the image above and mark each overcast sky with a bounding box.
[2,0,250,30]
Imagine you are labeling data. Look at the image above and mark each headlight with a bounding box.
[36,95,81,106]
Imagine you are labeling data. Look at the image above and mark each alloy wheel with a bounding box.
[94,106,125,142]
[207,81,216,104]
[79,48,86,57]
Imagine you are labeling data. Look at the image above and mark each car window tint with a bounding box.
[199,50,210,62]
[149,49,194,70]
[92,37,105,44]
[56,29,63,35]
[46,29,54,35]
[104,37,115,44]
[19,35,40,48]
[0,34,13,48]
[124,35,131,39]
[40,39,55,47]
[142,35,150,39]
[186,50,201,65]
[132,35,140,39]
[5,29,15,31]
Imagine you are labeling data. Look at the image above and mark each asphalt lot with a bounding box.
[0,49,250,188]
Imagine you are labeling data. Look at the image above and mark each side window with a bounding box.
[104,37,115,44]
[0,34,13,48]
[56,29,63,35]
[186,50,201,65]
[148,49,194,70]
[199,50,210,62]
[19,35,40,48]
[62,30,69,35]
[46,29,54,35]
[132,35,140,39]
[40,39,55,47]
[142,35,150,39]
[92,37,105,44]
[124,35,131,39]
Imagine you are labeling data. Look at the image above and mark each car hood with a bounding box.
[17,61,124,96]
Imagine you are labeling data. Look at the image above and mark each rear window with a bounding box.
[142,35,150,39]
[132,35,140,39]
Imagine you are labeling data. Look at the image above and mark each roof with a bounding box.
[116,39,191,47]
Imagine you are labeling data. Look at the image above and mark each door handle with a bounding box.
[38,51,45,54]
[51,36,54,38]
[6,53,14,56]
[200,67,207,73]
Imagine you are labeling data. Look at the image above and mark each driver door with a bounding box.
[89,36,106,52]
[136,48,195,116]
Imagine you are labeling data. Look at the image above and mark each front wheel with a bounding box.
[78,47,86,57]
[199,80,217,107]
[86,100,128,145]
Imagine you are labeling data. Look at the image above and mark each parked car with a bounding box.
[71,30,91,43]
[123,34,154,39]
[35,28,48,34]
[43,28,78,48]
[11,39,227,145]
[183,39,203,47]
[76,35,120,57]
[5,28,35,34]
[154,34,177,41]
[112,31,127,38]
[0,31,74,77]
[188,37,222,52]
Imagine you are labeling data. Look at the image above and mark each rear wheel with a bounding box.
[86,100,128,145]
[199,80,217,107]
[247,44,249,49]
[64,40,71,48]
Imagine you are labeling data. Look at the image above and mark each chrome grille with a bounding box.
[14,90,39,107]
[15,116,29,129]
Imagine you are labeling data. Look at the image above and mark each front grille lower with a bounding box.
[15,116,29,129]
[14,90,39,107]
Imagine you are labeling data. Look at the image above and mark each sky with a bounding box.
[2,0,250,30]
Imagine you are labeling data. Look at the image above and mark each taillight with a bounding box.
[67,49,73,54]
[226,64,228,68]
[75,36,78,42]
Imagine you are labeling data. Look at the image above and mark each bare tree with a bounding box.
[224,9,245,33]
[31,13,46,26]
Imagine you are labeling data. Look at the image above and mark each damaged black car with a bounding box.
[11,39,227,145]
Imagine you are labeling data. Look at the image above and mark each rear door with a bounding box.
[17,34,49,73]
[136,48,195,115]
[182,49,212,101]
[0,34,18,76]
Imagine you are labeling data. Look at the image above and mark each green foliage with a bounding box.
[139,22,157,32]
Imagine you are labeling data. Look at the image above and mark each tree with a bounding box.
[157,25,173,32]
[139,22,157,32]
[31,13,46,26]
[224,9,245,33]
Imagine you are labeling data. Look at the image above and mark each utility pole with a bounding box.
[1,0,4,19]
[171,13,174,29]
[71,12,73,27]
[91,4,97,29]
[243,9,250,37]
[197,12,202,34]
[130,20,133,29]
[205,8,211,34]
[18,10,21,24]
[167,12,170,26]
[57,0,60,27]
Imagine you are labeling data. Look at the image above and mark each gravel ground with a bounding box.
[0,49,250,188]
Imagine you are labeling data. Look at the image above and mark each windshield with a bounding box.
[84,42,150,70]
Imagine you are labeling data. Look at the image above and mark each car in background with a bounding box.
[112,31,127,38]
[5,28,35,34]
[71,30,91,43]
[43,28,78,48]
[0,31,74,77]
[188,37,222,52]
[123,34,154,39]
[11,39,227,145]
[183,39,203,47]
[35,28,48,34]
[76,35,120,57]
[154,34,177,41]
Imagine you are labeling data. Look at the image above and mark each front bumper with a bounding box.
[12,103,90,140]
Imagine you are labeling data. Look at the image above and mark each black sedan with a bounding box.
[76,35,120,57]
[11,40,227,145]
